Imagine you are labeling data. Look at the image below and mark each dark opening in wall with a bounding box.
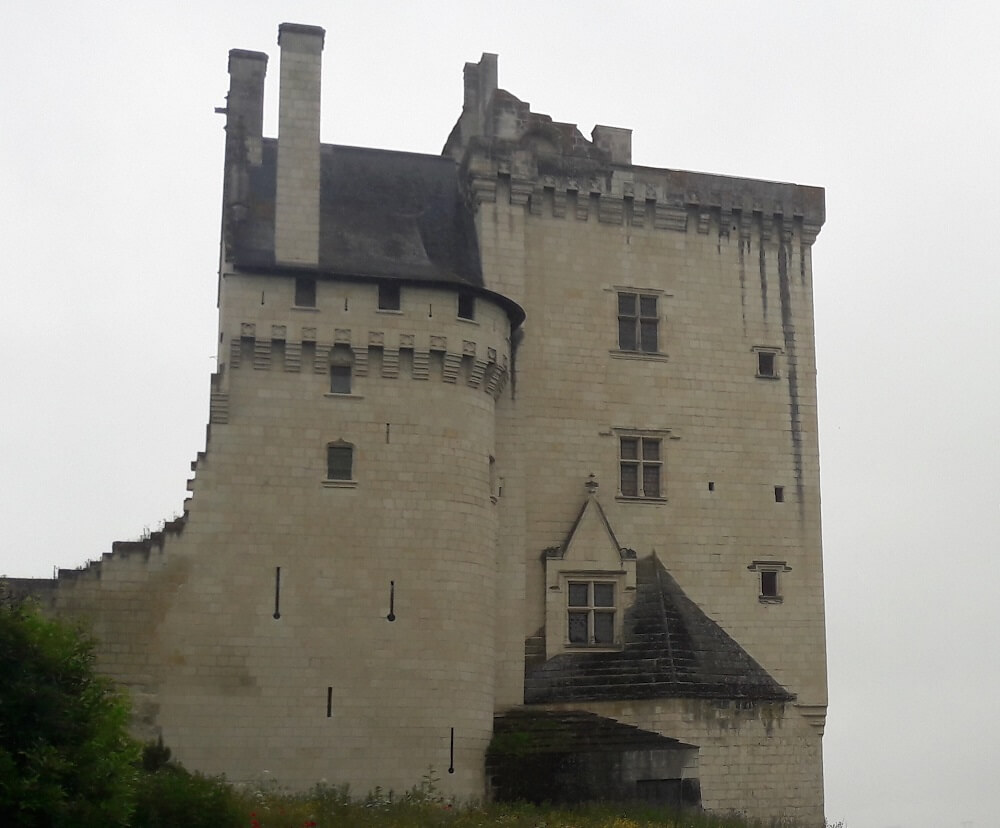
[326,442,353,480]
[757,351,776,377]
[295,277,316,308]
[774,486,784,503]
[378,283,401,311]
[708,481,715,492]
[760,570,779,598]
[458,292,476,320]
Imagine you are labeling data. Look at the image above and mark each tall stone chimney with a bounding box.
[274,23,325,267]
[222,50,267,264]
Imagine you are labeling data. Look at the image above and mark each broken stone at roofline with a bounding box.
[524,555,793,704]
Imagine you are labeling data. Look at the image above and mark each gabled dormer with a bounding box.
[543,476,637,658]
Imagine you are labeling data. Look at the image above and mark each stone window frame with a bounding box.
[607,286,670,362]
[615,429,668,502]
[752,345,783,379]
[323,439,357,488]
[747,560,791,604]
[544,552,636,659]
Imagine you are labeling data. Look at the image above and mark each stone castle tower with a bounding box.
[15,22,828,825]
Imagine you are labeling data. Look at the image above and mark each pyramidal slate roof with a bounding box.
[233,140,483,286]
[524,555,793,704]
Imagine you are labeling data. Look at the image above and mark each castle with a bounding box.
[14,22,828,824]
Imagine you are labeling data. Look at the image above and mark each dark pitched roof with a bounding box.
[491,708,696,755]
[524,555,793,704]
[232,139,484,287]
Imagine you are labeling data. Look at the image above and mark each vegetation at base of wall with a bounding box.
[0,590,139,827]
[0,584,842,828]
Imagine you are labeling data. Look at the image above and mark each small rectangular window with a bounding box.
[295,277,316,308]
[326,444,353,480]
[330,365,351,394]
[378,283,401,311]
[757,351,776,377]
[760,570,779,598]
[457,292,476,320]
[618,291,658,352]
[774,486,784,503]
[748,560,788,603]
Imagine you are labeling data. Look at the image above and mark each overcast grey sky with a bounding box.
[2,2,998,826]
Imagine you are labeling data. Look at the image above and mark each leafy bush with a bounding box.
[132,762,245,828]
[0,592,139,827]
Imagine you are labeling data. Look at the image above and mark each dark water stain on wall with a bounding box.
[738,239,748,333]
[758,238,768,320]
[777,237,805,513]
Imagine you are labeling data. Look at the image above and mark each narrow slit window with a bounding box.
[774,486,784,503]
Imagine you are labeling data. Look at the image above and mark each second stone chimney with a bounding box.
[274,23,325,267]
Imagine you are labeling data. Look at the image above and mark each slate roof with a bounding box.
[524,555,793,704]
[491,708,696,755]
[229,139,526,321]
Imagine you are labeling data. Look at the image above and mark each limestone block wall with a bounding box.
[546,699,824,827]
[479,179,825,705]
[42,270,515,797]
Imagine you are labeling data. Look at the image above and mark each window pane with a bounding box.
[295,277,316,308]
[639,319,658,352]
[761,571,778,597]
[378,283,400,310]
[643,465,660,498]
[758,351,776,376]
[593,583,614,607]
[458,293,475,320]
[330,365,351,394]
[620,438,639,460]
[568,612,589,643]
[620,464,638,497]
[639,294,657,317]
[327,446,353,480]
[641,439,660,461]
[593,612,614,644]
[618,292,637,315]
[618,318,637,350]
[568,583,589,607]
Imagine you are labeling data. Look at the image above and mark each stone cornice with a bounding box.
[464,149,825,241]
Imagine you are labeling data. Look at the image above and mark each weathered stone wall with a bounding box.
[23,31,827,822]
[545,699,824,825]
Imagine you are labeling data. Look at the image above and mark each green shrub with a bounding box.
[0,592,139,827]
[132,763,244,828]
